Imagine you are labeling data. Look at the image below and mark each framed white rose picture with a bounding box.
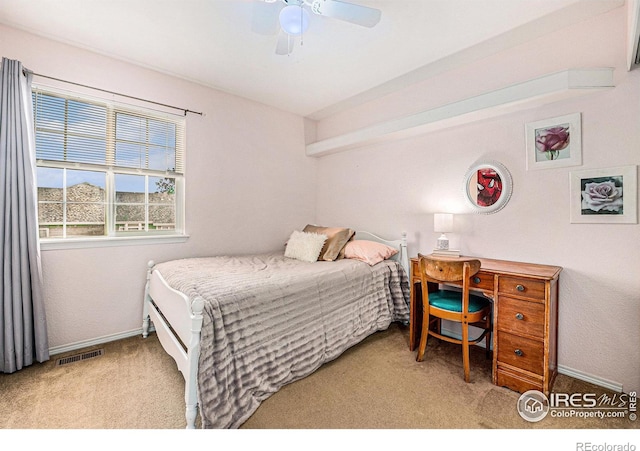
[526,113,582,171]
[570,165,637,224]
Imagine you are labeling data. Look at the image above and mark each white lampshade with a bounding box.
[434,213,453,250]
[279,5,310,36]
[434,213,453,233]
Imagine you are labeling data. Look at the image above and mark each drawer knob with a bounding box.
[514,349,523,357]
[473,277,481,284]
[516,284,525,292]
[515,313,524,320]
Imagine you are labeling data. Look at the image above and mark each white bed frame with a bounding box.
[141,231,408,429]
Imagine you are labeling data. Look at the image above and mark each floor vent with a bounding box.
[55,348,104,366]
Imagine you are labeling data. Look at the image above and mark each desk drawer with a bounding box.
[497,296,545,338]
[497,331,544,375]
[498,276,545,300]
[469,271,494,292]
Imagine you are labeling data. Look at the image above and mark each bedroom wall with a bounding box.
[313,6,640,392]
[0,24,316,350]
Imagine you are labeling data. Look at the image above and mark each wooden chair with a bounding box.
[415,253,492,382]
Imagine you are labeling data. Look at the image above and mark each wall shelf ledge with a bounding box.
[306,68,614,157]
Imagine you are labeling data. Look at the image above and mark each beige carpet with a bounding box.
[0,323,636,432]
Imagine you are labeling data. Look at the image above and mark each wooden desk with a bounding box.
[409,256,562,395]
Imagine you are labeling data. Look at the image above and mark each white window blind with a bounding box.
[32,88,184,174]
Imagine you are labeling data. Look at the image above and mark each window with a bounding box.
[33,87,185,245]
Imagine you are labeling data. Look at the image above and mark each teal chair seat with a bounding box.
[428,289,490,313]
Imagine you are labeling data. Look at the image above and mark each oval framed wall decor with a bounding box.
[463,160,513,214]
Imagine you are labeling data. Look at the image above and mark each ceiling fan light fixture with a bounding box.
[279,4,310,36]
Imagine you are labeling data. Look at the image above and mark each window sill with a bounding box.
[40,234,189,251]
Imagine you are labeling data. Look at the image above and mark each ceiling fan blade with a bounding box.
[311,0,381,28]
[275,29,295,55]
[251,0,281,35]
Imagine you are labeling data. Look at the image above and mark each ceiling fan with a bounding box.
[251,0,382,55]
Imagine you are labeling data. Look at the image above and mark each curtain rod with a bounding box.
[23,69,204,117]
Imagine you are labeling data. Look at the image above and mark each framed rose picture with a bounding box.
[570,165,637,224]
[526,113,582,170]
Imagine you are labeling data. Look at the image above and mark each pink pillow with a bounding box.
[344,240,398,266]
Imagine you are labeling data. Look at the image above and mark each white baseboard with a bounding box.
[557,364,623,393]
[48,326,154,356]
[51,325,624,393]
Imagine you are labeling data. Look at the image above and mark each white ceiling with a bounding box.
[0,0,625,119]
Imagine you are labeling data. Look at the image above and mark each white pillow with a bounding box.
[284,230,328,263]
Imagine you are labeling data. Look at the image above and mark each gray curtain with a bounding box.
[0,57,49,373]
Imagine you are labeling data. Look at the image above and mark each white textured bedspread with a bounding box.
[154,252,410,428]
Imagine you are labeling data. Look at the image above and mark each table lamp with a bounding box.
[434,213,453,250]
